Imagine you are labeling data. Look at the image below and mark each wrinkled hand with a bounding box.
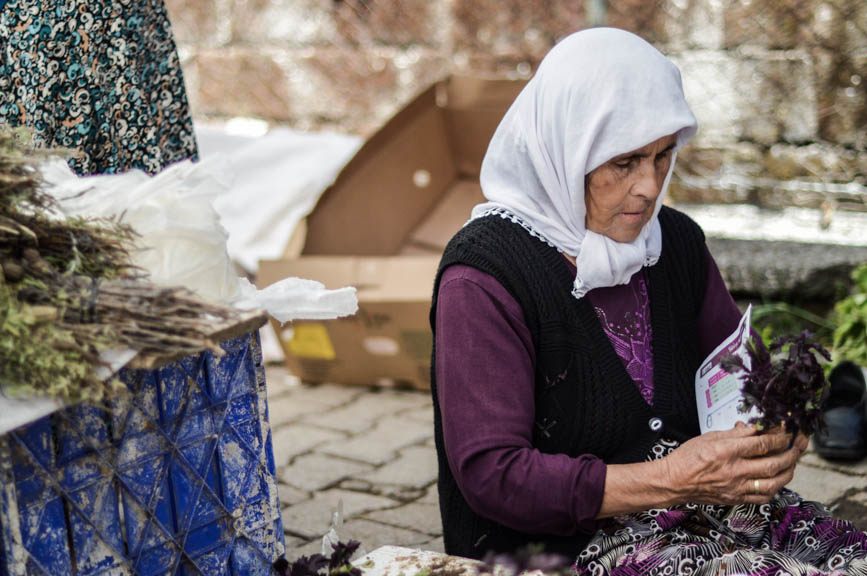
[663,423,808,505]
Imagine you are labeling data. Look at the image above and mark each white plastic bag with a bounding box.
[44,158,241,303]
[43,158,359,321]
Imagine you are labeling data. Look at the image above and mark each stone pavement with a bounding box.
[264,365,867,561]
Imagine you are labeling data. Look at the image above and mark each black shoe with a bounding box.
[814,361,867,461]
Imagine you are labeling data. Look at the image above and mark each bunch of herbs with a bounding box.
[0,129,245,401]
[721,331,831,438]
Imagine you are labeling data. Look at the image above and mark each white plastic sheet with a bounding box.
[0,395,63,436]
[43,158,242,303]
[196,124,362,273]
[235,277,357,323]
[42,157,359,322]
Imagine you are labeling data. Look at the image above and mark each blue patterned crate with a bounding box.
[0,331,284,575]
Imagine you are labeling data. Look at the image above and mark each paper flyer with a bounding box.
[695,304,758,433]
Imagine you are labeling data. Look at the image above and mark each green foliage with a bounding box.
[832,263,867,367]
[0,283,124,401]
[751,301,835,350]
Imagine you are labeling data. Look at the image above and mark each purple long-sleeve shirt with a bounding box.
[434,246,742,537]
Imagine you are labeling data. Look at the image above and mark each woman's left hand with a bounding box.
[658,423,807,507]
[792,431,809,454]
[597,425,809,517]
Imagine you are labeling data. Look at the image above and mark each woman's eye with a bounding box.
[655,151,672,163]
[614,159,634,169]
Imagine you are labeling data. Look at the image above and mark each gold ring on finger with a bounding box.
[753,478,761,495]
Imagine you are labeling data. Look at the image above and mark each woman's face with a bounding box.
[584,133,678,243]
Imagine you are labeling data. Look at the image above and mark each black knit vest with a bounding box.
[429,206,707,559]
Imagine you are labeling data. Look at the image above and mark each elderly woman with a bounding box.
[430,28,867,574]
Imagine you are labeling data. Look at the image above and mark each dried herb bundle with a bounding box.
[721,331,831,438]
[0,129,248,401]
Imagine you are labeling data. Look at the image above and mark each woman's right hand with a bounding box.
[662,423,805,506]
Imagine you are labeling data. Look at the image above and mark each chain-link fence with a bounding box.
[166,0,867,213]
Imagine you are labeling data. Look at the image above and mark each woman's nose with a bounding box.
[631,162,662,200]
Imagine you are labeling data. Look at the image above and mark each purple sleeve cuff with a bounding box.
[436,265,605,535]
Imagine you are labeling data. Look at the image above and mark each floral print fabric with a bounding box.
[0,0,197,175]
[575,439,867,576]
[591,268,654,405]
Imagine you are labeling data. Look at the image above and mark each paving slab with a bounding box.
[263,365,302,398]
[373,485,429,502]
[357,445,438,488]
[787,463,864,507]
[420,537,445,554]
[301,391,431,434]
[268,393,333,428]
[835,495,867,531]
[363,502,443,537]
[285,537,328,558]
[281,453,375,492]
[417,486,440,506]
[340,478,374,493]
[281,535,309,553]
[319,415,433,465]
[272,423,347,466]
[336,479,427,502]
[800,445,867,476]
[278,482,311,507]
[282,488,401,540]
[340,519,431,551]
[265,376,365,427]
[286,382,369,409]
[401,405,434,426]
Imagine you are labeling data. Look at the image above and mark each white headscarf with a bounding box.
[473,28,698,298]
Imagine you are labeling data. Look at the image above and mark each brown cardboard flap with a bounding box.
[444,76,527,109]
[443,76,525,177]
[301,76,524,256]
[399,244,441,256]
[407,180,484,251]
[444,108,508,177]
[257,255,441,303]
[303,87,457,256]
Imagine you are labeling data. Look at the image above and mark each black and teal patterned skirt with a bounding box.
[0,0,198,175]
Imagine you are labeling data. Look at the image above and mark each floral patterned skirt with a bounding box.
[0,0,198,175]
[575,440,867,576]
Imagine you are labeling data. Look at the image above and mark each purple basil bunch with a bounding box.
[721,331,831,438]
[273,540,362,576]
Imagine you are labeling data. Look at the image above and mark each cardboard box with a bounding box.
[257,76,526,389]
